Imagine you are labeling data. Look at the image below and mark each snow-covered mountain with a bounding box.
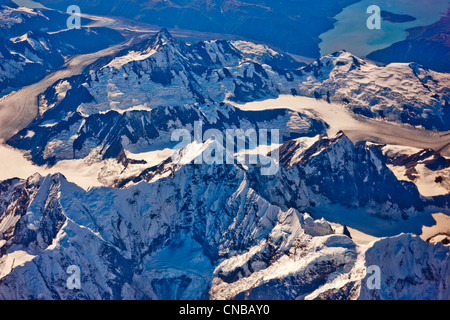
[7,28,450,169]
[6,28,449,158]
[0,22,449,301]
[0,31,64,96]
[0,28,124,95]
[251,131,432,221]
[0,165,448,300]
[369,143,450,198]
[5,28,313,165]
[293,51,450,130]
[0,2,124,97]
[0,27,124,96]
[63,27,304,110]
[0,3,74,39]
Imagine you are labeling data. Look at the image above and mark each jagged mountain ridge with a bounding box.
[0,3,81,39]
[0,24,449,301]
[5,28,319,165]
[0,163,448,300]
[250,132,431,221]
[107,129,447,222]
[4,28,449,224]
[78,27,304,110]
[7,100,326,166]
[0,30,65,96]
[0,27,124,96]
[6,27,449,158]
[7,28,450,169]
[55,29,450,131]
[295,52,450,130]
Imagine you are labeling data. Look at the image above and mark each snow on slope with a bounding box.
[290,51,450,130]
[0,166,448,300]
[0,25,449,301]
[232,95,450,157]
[421,213,450,245]
[68,29,302,116]
[0,144,105,190]
[378,144,450,197]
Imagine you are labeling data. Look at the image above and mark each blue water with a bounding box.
[319,0,449,56]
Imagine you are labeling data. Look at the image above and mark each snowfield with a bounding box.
[231,95,450,157]
[0,8,448,300]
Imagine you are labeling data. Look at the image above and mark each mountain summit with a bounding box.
[0,9,449,301]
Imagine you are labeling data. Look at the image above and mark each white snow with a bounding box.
[231,40,279,59]
[0,144,104,190]
[107,49,158,70]
[54,80,72,102]
[387,163,449,197]
[381,144,450,197]
[229,95,363,138]
[421,213,450,244]
[24,130,34,138]
[346,226,380,245]
[231,95,450,158]
[0,250,36,280]
[125,148,172,166]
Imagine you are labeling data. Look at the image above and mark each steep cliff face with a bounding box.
[0,23,449,300]
[0,165,448,300]
[248,132,431,221]
[7,29,450,169]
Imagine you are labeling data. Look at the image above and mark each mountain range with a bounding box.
[0,2,449,300]
[0,3,124,96]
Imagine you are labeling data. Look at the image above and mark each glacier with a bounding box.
[0,10,448,300]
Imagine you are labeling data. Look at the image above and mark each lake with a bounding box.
[319,0,449,57]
